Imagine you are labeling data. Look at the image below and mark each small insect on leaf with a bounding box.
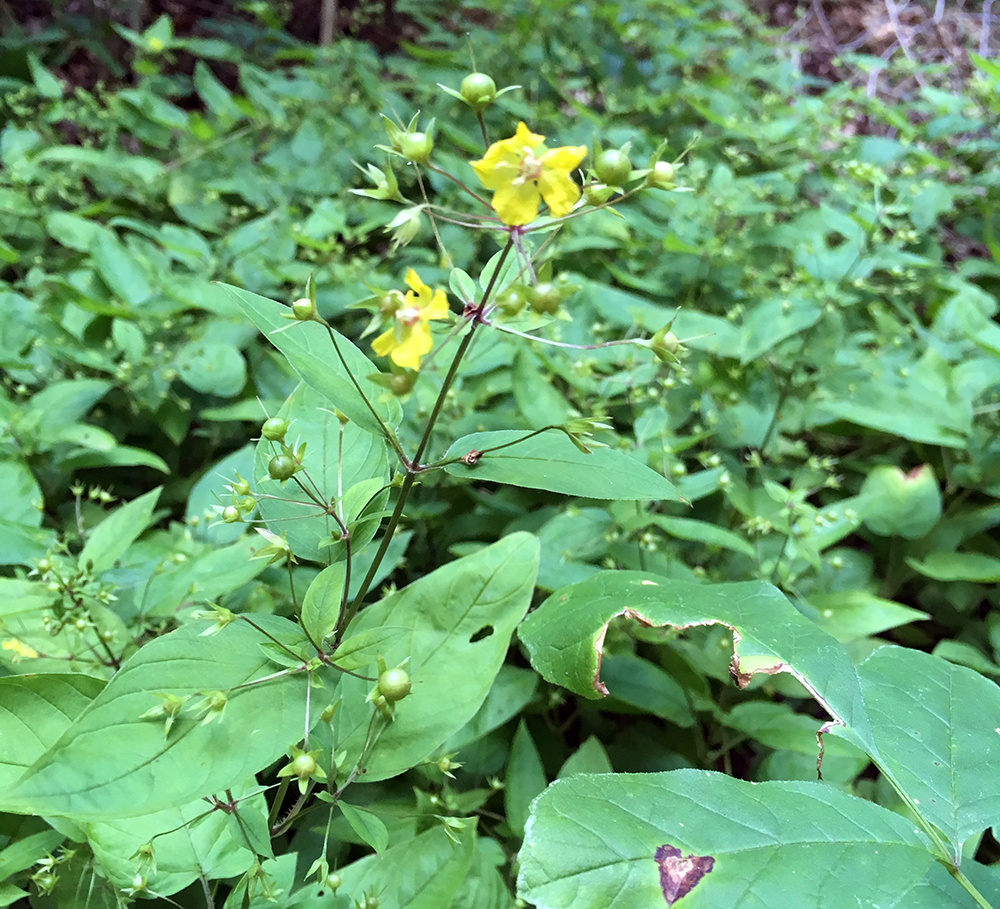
[654,844,715,906]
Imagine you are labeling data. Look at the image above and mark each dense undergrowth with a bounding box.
[1,1,999,907]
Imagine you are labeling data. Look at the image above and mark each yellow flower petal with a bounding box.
[371,326,398,360]
[403,268,429,297]
[371,271,450,371]
[391,324,433,370]
[471,124,585,226]
[542,144,587,173]
[537,168,583,218]
[471,122,546,192]
[492,180,543,226]
[421,288,450,321]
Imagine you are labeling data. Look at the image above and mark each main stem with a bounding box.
[332,239,515,643]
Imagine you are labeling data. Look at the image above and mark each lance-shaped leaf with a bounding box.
[334,532,539,781]
[254,383,389,563]
[84,782,267,895]
[830,645,1000,864]
[2,615,318,819]
[442,430,681,501]
[518,571,874,756]
[518,770,985,909]
[221,283,402,436]
[316,820,475,909]
[0,674,105,789]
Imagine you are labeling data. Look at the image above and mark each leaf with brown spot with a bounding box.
[654,844,714,905]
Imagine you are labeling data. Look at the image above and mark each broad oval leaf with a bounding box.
[221,283,401,436]
[84,783,265,895]
[254,383,389,563]
[843,645,1000,863]
[518,770,982,909]
[2,615,317,819]
[518,571,873,755]
[442,430,681,501]
[334,532,539,781]
[0,675,105,789]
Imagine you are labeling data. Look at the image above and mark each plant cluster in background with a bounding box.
[0,1,999,908]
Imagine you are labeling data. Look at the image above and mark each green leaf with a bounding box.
[0,883,28,908]
[0,578,56,619]
[518,771,981,909]
[2,615,317,818]
[557,736,613,778]
[0,675,105,790]
[26,53,63,98]
[301,563,347,643]
[600,652,693,727]
[512,350,574,428]
[450,839,514,909]
[738,296,822,364]
[0,459,42,527]
[442,430,681,501]
[806,591,928,642]
[80,487,162,575]
[46,212,104,252]
[90,232,152,307]
[254,383,388,563]
[338,802,389,854]
[175,340,247,397]
[842,645,1000,862]
[84,784,264,894]
[21,380,111,448]
[518,571,873,754]
[0,828,66,880]
[334,533,539,781]
[449,267,477,305]
[185,444,256,545]
[645,515,753,557]
[906,552,1000,583]
[193,61,245,120]
[505,720,546,839]
[221,283,401,436]
[444,665,539,751]
[330,626,405,672]
[860,465,942,539]
[323,822,475,909]
[58,445,170,474]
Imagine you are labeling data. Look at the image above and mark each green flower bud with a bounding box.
[261,417,289,441]
[222,505,242,524]
[594,149,632,186]
[291,298,318,321]
[377,667,411,702]
[648,160,675,187]
[460,72,497,112]
[268,454,298,481]
[399,131,433,165]
[528,281,562,315]
[389,372,417,396]
[497,288,526,315]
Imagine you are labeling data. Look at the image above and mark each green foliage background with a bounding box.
[1,1,1000,907]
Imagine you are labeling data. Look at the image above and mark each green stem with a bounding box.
[333,239,515,641]
[323,326,406,463]
[427,425,563,470]
[425,162,493,210]
[267,778,290,828]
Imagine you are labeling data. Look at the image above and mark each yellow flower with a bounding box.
[2,638,38,660]
[371,269,450,371]
[471,122,587,226]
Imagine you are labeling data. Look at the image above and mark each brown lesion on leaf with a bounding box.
[728,654,789,688]
[654,844,715,906]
